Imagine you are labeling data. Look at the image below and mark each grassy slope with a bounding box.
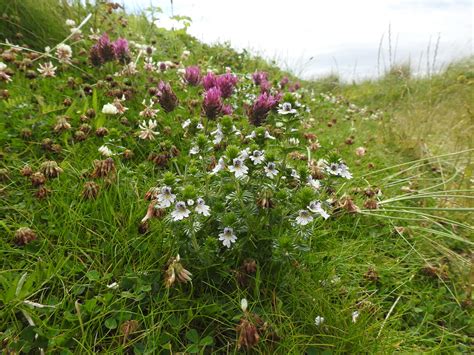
[0,1,473,353]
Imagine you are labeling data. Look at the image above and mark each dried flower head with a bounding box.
[236,318,260,350]
[164,255,192,288]
[14,227,37,245]
[82,181,100,199]
[40,160,63,178]
[54,115,71,133]
[91,158,116,178]
[30,172,46,186]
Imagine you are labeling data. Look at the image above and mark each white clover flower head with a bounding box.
[228,158,249,179]
[288,137,300,145]
[218,227,237,248]
[278,102,297,115]
[157,186,176,208]
[195,198,211,216]
[98,145,113,157]
[315,316,325,326]
[139,99,159,118]
[138,119,159,140]
[296,210,313,226]
[241,298,248,312]
[352,310,359,323]
[65,19,76,27]
[37,61,57,78]
[264,162,279,179]
[55,44,72,64]
[102,103,119,115]
[171,201,191,221]
[249,150,265,165]
[0,62,12,82]
[307,200,330,220]
[106,282,119,289]
[143,57,157,72]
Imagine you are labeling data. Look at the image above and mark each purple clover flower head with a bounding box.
[289,82,301,92]
[252,71,268,86]
[113,38,130,64]
[202,72,217,90]
[221,104,233,116]
[202,87,223,119]
[247,92,280,126]
[97,33,115,63]
[280,76,289,88]
[216,73,238,98]
[260,79,272,93]
[184,66,201,86]
[157,81,179,112]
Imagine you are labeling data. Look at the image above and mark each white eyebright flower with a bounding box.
[218,227,237,248]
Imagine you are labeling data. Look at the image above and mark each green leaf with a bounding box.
[199,336,214,346]
[105,317,117,330]
[185,329,199,344]
[86,270,100,281]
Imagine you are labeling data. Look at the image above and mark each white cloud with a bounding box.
[126,0,473,80]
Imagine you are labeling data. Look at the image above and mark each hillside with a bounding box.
[0,1,472,353]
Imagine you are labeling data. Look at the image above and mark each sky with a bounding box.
[124,0,473,80]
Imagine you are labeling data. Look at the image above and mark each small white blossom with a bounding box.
[296,210,313,226]
[289,137,300,145]
[182,119,191,129]
[98,145,113,157]
[211,157,226,175]
[315,316,325,326]
[228,158,248,179]
[307,176,321,190]
[241,298,248,312]
[139,99,159,118]
[65,19,76,27]
[157,186,176,208]
[0,62,12,82]
[264,130,276,139]
[308,201,330,220]
[102,103,119,115]
[106,282,119,289]
[138,119,159,140]
[55,44,72,64]
[171,201,191,221]
[278,102,297,115]
[352,311,359,323]
[264,162,278,179]
[195,198,211,216]
[187,199,195,206]
[249,150,265,165]
[218,227,237,248]
[190,145,200,155]
[37,62,57,77]
[211,125,224,145]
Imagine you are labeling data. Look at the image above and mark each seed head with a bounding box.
[14,227,37,245]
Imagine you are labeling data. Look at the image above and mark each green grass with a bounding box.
[0,1,473,353]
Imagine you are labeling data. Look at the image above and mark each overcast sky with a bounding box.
[124,0,473,80]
